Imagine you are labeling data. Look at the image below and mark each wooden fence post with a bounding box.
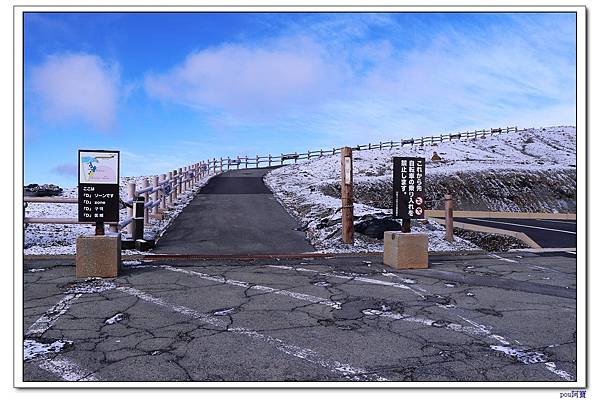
[341,147,354,245]
[256,155,259,168]
[127,182,136,237]
[280,154,284,166]
[167,172,173,205]
[445,194,454,242]
[268,154,272,166]
[244,156,248,169]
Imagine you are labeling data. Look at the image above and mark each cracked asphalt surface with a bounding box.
[22,251,577,383]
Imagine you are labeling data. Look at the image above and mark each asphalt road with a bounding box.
[153,168,314,255]
[22,251,577,383]
[454,218,577,248]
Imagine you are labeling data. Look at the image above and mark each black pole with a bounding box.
[95,221,105,236]
[401,218,411,233]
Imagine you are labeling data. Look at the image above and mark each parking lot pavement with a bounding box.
[22,252,577,383]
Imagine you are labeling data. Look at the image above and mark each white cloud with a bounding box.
[30,53,120,131]
[144,37,348,119]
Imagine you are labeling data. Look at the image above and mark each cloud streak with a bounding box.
[144,37,349,119]
[30,53,120,131]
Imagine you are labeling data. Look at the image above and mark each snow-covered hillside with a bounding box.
[264,126,576,252]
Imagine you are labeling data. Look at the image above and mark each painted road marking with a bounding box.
[264,264,574,381]
[266,264,426,298]
[37,356,99,382]
[115,285,387,381]
[466,218,576,234]
[25,294,82,338]
[160,265,341,309]
[159,265,487,336]
[488,253,519,264]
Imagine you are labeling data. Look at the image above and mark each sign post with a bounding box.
[384,156,428,270]
[76,150,121,278]
[341,147,354,244]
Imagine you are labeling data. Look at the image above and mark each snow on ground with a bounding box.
[264,126,576,252]
[24,175,213,255]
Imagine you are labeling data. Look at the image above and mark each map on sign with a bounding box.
[79,151,119,184]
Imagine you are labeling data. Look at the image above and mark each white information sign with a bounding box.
[79,151,120,185]
[344,156,352,185]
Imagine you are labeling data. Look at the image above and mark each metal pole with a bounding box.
[152,175,159,214]
[160,174,166,210]
[445,194,454,241]
[177,168,182,197]
[127,182,135,237]
[340,147,354,245]
[168,171,175,205]
[95,221,105,236]
[133,196,145,241]
[143,178,150,225]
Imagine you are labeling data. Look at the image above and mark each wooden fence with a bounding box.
[202,126,522,174]
[24,125,523,237]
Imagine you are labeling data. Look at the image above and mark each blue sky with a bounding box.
[23,12,576,187]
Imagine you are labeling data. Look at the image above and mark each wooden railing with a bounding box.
[24,125,524,239]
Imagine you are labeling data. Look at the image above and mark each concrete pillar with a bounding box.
[127,182,135,238]
[383,232,428,269]
[76,234,121,278]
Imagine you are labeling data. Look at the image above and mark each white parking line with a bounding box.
[159,265,487,336]
[160,265,340,309]
[466,218,576,234]
[488,253,519,264]
[116,285,386,381]
[37,356,99,382]
[263,264,573,381]
[26,294,82,338]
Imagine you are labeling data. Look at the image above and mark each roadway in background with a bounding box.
[453,217,577,248]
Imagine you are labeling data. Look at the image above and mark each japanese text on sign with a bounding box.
[78,150,120,223]
[392,157,425,219]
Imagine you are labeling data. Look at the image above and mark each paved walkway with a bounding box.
[153,168,314,255]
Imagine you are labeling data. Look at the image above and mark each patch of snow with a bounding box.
[104,313,125,325]
[64,278,116,294]
[213,308,235,316]
[24,339,73,361]
[490,345,547,364]
[28,268,45,273]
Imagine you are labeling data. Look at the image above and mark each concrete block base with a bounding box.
[76,234,121,278]
[383,231,429,269]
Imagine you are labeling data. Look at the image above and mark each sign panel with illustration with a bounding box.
[392,157,425,219]
[78,150,120,223]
